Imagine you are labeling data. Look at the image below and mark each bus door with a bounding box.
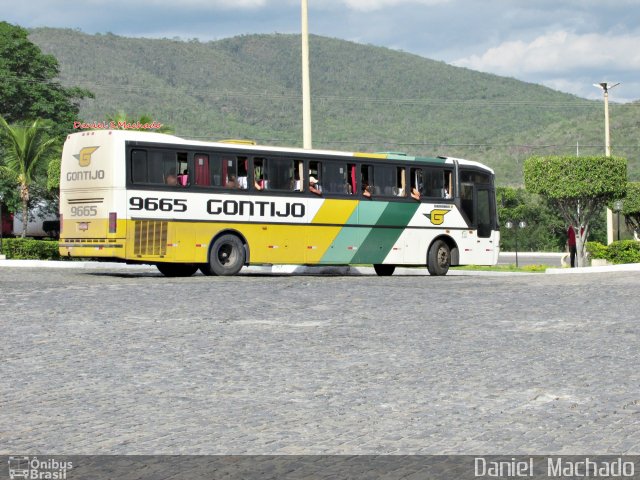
[459,179,497,262]
[476,186,498,256]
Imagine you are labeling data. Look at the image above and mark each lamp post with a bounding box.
[301,0,312,149]
[593,82,620,245]
[505,220,527,268]
[613,200,623,241]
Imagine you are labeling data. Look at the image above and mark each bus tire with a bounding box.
[373,264,395,276]
[427,239,450,276]
[198,263,218,276]
[156,263,198,277]
[208,234,245,276]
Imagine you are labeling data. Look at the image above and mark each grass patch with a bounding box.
[452,263,547,273]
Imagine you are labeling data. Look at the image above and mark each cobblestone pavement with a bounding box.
[1,267,639,454]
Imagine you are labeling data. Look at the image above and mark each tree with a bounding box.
[621,182,640,239]
[0,21,93,137]
[524,155,627,267]
[0,116,57,237]
[498,186,569,252]
[106,111,175,134]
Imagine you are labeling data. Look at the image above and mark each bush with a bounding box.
[586,241,608,260]
[605,240,640,265]
[1,238,60,260]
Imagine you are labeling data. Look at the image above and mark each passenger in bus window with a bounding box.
[237,176,247,189]
[444,172,453,198]
[165,173,178,186]
[227,175,237,188]
[362,182,372,198]
[411,187,421,201]
[309,176,322,195]
[254,175,264,191]
[177,169,188,186]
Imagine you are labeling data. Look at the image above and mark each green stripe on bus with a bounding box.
[353,202,420,264]
[319,226,369,264]
[319,200,387,263]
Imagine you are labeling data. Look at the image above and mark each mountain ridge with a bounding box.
[28,28,640,184]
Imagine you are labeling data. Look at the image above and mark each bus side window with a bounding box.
[193,154,210,186]
[361,164,373,197]
[444,170,453,198]
[321,162,347,194]
[132,148,175,185]
[131,149,148,183]
[237,157,248,189]
[176,152,188,186]
[264,158,296,191]
[294,160,304,191]
[410,167,424,201]
[149,150,178,185]
[348,164,356,195]
[397,167,406,197]
[373,165,396,196]
[253,157,267,190]
[308,160,321,193]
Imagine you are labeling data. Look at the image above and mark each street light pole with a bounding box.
[613,200,623,241]
[505,220,527,268]
[593,82,620,245]
[301,0,312,149]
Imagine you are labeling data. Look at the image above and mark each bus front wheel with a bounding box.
[207,234,245,276]
[373,264,395,276]
[156,263,199,277]
[427,239,450,276]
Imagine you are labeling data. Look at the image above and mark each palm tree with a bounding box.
[106,111,175,134]
[0,116,56,237]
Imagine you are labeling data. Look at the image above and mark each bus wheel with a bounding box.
[208,234,245,276]
[373,264,395,276]
[198,263,217,276]
[427,239,450,276]
[156,263,198,277]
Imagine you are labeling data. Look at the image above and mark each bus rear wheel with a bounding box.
[156,263,198,277]
[427,239,450,276]
[207,234,245,276]
[373,264,395,276]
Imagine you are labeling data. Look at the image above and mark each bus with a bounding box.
[59,130,499,276]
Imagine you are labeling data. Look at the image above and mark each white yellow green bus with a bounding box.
[59,130,499,276]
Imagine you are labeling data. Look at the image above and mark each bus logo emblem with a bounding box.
[426,209,450,225]
[73,146,99,167]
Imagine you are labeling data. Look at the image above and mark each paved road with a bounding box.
[1,266,639,455]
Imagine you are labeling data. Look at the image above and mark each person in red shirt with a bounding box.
[567,225,577,268]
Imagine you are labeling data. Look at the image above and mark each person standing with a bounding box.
[567,225,577,268]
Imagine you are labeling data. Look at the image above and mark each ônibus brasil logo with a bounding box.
[7,456,73,480]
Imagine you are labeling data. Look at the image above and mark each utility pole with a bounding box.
[301,0,312,149]
[593,82,620,244]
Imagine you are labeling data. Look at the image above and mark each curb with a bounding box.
[1,259,638,275]
[545,263,640,274]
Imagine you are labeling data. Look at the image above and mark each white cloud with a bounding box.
[39,0,269,9]
[340,0,451,11]
[452,30,640,75]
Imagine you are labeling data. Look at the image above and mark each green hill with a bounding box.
[29,28,640,185]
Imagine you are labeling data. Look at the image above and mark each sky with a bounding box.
[2,0,639,102]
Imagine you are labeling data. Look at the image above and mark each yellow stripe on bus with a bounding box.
[354,152,387,159]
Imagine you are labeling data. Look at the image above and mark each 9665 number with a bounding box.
[129,197,187,212]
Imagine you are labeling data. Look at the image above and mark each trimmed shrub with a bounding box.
[606,240,640,265]
[585,241,608,260]
[1,238,60,260]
